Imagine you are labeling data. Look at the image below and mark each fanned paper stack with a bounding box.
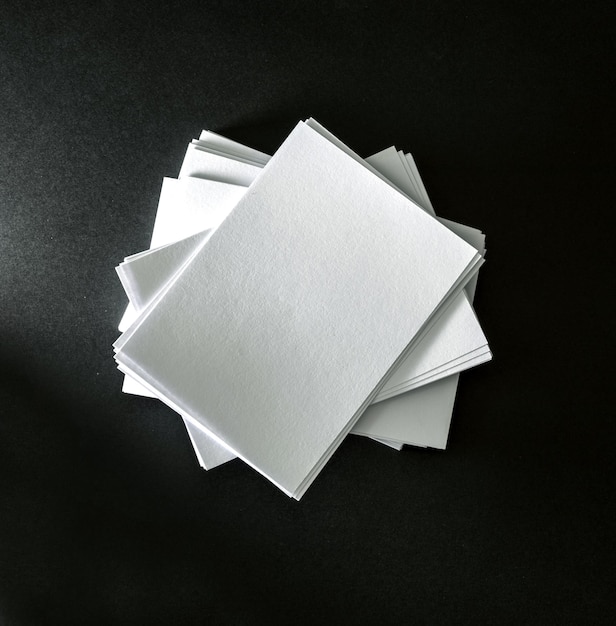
[114,119,491,499]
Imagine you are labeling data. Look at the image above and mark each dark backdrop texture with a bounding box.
[1,1,614,624]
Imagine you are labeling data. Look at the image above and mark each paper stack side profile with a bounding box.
[113,120,491,499]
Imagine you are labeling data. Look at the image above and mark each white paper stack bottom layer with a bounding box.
[114,119,491,499]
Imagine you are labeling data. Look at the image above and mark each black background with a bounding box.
[1,1,614,624]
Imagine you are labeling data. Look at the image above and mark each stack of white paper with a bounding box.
[114,119,491,499]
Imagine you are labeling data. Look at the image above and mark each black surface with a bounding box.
[1,1,614,624]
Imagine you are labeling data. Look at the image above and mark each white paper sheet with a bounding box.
[121,151,490,396]
[118,227,489,396]
[178,143,263,184]
[197,130,270,165]
[114,121,481,498]
[353,234,487,449]
[117,231,210,311]
[150,177,244,248]
[117,132,490,468]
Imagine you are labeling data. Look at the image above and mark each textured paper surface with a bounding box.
[405,152,436,215]
[353,375,461,448]
[178,143,263,184]
[122,148,489,393]
[118,134,489,467]
[183,412,237,469]
[366,147,427,210]
[115,121,480,497]
[118,231,490,401]
[119,227,489,394]
[367,149,490,400]
[118,142,489,398]
[353,229,487,448]
[116,129,489,467]
[150,177,244,248]
[117,177,245,331]
[117,231,209,311]
[197,130,270,165]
